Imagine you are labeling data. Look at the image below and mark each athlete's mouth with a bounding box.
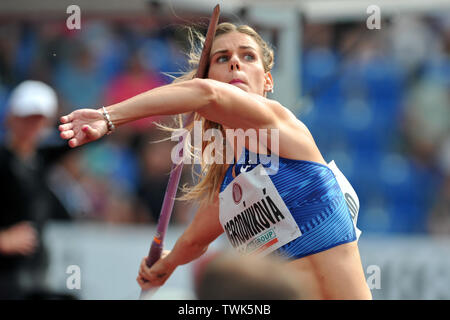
[229,79,245,85]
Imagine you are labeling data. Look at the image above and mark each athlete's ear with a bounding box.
[264,72,274,94]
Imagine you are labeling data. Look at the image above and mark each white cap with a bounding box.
[8,80,58,118]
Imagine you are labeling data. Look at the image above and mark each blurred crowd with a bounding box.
[0,19,195,227]
[0,13,449,235]
[299,15,450,235]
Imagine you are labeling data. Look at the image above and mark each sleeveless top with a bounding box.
[218,147,361,260]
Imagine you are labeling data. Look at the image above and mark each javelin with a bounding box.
[139,4,220,300]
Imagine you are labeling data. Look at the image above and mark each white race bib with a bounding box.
[219,164,302,256]
[327,161,362,240]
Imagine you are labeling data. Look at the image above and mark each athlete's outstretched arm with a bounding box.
[59,79,287,148]
[137,195,223,290]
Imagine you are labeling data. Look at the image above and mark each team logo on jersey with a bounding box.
[240,164,251,173]
[232,183,242,204]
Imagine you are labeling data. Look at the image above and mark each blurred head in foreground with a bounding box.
[194,250,304,300]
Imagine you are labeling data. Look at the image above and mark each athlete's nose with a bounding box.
[229,55,240,71]
[230,62,240,71]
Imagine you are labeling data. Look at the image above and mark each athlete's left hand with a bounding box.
[137,250,174,290]
[59,108,108,148]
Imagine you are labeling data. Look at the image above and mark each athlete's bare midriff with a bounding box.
[286,241,373,300]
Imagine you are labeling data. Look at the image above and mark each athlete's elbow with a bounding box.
[188,78,218,109]
[181,235,209,256]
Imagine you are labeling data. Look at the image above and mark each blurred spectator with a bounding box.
[135,128,193,224]
[389,16,439,76]
[103,50,166,132]
[397,17,450,234]
[428,175,450,235]
[402,77,450,168]
[0,25,21,88]
[427,24,450,234]
[0,80,72,299]
[399,15,449,169]
[46,148,95,220]
[53,42,105,113]
[48,139,152,224]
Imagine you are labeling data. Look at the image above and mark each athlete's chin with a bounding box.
[231,82,249,91]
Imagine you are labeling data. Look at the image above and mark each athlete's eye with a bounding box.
[217,55,228,63]
[244,53,255,61]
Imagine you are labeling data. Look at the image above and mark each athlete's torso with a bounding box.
[219,147,360,259]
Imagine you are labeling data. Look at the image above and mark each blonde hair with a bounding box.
[156,22,275,206]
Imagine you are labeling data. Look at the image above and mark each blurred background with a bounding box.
[0,0,449,299]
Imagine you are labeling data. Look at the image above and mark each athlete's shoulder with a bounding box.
[266,105,324,163]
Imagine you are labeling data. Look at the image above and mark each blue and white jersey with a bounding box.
[219,147,361,260]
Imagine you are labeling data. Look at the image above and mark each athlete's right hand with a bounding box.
[137,250,175,290]
[59,108,108,148]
